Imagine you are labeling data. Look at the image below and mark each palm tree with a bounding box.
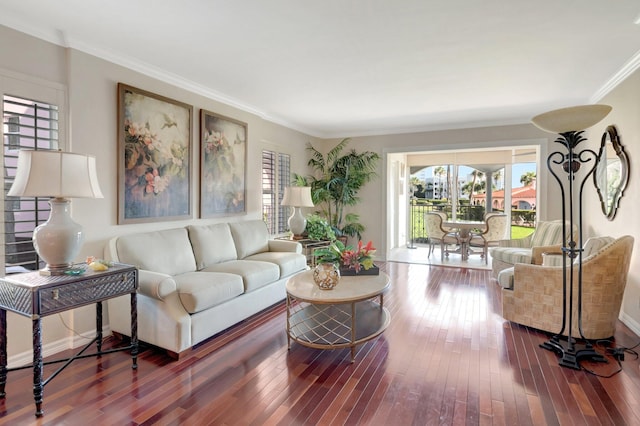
[294,138,379,239]
[409,176,424,198]
[433,166,445,199]
[520,171,536,187]
[467,170,484,204]
[493,170,503,190]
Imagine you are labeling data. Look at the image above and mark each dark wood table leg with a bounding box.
[96,301,103,354]
[0,309,6,398]
[130,292,138,369]
[33,317,43,417]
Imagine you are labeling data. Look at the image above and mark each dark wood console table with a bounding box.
[0,263,138,417]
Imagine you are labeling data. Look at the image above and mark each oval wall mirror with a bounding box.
[594,125,629,220]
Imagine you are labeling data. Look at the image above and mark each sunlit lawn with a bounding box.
[410,215,537,241]
[510,225,535,239]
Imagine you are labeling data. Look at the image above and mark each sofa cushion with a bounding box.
[115,228,196,276]
[490,247,532,265]
[174,272,244,314]
[202,260,280,292]
[229,220,270,259]
[245,251,306,278]
[188,223,238,269]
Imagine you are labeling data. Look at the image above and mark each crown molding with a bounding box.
[591,48,640,103]
[0,19,322,137]
[66,36,323,137]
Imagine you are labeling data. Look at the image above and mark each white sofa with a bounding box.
[105,220,307,358]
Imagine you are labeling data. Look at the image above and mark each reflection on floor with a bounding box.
[388,243,492,270]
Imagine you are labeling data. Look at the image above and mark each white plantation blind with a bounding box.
[3,94,59,272]
[262,150,290,235]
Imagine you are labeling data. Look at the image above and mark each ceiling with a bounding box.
[3,1,640,138]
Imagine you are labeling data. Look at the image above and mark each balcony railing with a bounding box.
[408,200,536,246]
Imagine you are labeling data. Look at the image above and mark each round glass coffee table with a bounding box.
[285,269,390,362]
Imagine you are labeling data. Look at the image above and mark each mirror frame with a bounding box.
[594,125,629,221]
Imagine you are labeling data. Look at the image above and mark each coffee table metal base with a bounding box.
[286,296,390,362]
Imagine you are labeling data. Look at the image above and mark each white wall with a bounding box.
[584,69,640,335]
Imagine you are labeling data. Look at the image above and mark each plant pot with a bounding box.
[313,262,340,290]
[339,264,380,276]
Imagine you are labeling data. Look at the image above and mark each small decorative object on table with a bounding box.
[339,240,379,275]
[314,240,378,287]
[86,256,113,272]
[312,262,341,290]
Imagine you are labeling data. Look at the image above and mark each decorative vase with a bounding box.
[313,262,340,290]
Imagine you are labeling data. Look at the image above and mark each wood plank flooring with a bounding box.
[2,261,640,425]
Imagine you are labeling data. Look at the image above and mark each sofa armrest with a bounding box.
[531,244,563,265]
[138,270,177,301]
[268,239,302,254]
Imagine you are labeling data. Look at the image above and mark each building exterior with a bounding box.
[474,184,536,210]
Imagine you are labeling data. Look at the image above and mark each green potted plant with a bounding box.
[314,240,378,275]
[294,138,379,241]
[304,214,336,241]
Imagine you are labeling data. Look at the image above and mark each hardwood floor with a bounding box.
[2,261,640,425]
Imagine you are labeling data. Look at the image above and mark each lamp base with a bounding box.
[288,207,307,239]
[38,264,75,276]
[540,335,607,370]
[33,198,84,276]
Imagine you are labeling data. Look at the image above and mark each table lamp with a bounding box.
[7,150,104,275]
[281,186,314,239]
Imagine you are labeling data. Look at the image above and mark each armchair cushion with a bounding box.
[490,220,572,277]
[530,220,566,247]
[497,266,515,290]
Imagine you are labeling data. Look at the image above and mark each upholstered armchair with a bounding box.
[469,213,508,264]
[489,220,573,277]
[501,235,634,339]
[424,212,459,261]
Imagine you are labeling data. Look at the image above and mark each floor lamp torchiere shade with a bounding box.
[531,104,612,370]
[7,150,104,276]
[281,186,314,239]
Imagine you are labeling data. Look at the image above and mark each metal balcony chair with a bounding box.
[468,214,509,264]
[424,212,460,261]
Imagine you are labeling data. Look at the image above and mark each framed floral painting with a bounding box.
[200,109,247,217]
[117,83,193,224]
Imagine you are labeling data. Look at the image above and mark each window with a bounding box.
[262,150,290,235]
[3,95,59,272]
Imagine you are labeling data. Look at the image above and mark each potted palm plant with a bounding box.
[294,138,379,241]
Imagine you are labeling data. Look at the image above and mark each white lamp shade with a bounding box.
[8,150,104,199]
[531,104,612,133]
[281,186,314,207]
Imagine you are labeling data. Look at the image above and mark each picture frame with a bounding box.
[199,109,247,217]
[117,83,193,224]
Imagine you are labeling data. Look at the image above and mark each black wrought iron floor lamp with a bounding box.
[531,104,612,370]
